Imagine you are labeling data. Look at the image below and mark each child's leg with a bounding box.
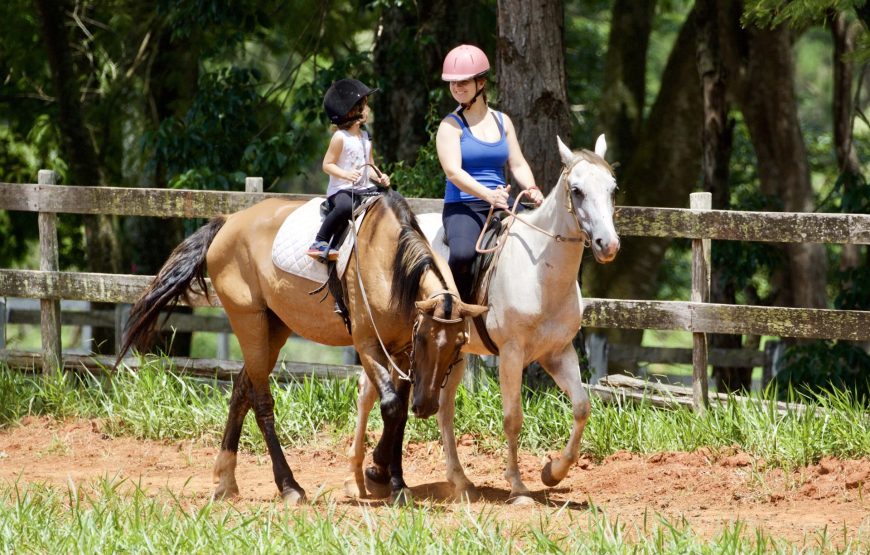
[315,190,354,244]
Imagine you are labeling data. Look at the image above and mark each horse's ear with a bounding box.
[556,136,574,166]
[415,298,439,313]
[459,302,488,318]
[594,134,607,159]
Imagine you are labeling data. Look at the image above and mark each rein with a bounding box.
[474,161,589,255]
[351,215,465,383]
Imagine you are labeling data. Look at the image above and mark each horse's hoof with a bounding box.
[453,484,481,503]
[364,471,391,499]
[212,483,239,501]
[344,475,365,499]
[541,459,562,487]
[281,488,306,506]
[391,488,413,507]
[508,494,536,506]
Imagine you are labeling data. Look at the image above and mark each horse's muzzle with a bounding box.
[593,236,620,263]
[411,399,439,419]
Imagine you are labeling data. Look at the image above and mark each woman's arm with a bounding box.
[503,115,543,205]
[436,117,509,208]
[322,133,361,184]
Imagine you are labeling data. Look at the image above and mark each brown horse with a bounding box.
[118,190,486,504]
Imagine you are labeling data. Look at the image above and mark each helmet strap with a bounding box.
[459,82,485,111]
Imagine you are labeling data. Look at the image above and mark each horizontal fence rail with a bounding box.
[3,177,869,411]
[3,269,869,340]
[4,182,870,243]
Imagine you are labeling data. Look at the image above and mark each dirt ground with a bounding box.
[2,416,870,545]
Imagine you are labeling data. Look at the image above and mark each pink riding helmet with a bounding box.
[441,44,490,81]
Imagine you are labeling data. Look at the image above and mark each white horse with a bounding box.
[345,135,620,504]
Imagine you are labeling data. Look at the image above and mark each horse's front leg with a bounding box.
[498,345,535,504]
[437,358,480,501]
[357,349,403,500]
[344,371,378,498]
[538,342,591,486]
[385,377,413,505]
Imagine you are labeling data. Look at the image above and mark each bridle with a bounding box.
[407,289,469,388]
[351,221,469,383]
[475,158,590,255]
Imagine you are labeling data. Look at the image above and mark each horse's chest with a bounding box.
[489,295,581,347]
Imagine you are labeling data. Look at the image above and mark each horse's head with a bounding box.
[410,292,487,418]
[557,135,620,263]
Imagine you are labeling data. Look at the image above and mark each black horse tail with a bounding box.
[115,217,226,368]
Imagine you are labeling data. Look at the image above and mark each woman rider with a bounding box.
[435,44,544,302]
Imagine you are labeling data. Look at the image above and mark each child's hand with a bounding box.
[379,173,391,188]
[345,168,362,183]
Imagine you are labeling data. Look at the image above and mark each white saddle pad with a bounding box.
[417,212,450,261]
[271,197,355,283]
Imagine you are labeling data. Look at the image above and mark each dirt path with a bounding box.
[2,416,869,544]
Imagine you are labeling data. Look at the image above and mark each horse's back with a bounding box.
[207,198,303,309]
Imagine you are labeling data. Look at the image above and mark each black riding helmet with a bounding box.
[323,78,378,124]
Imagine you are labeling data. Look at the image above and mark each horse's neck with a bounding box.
[509,185,585,288]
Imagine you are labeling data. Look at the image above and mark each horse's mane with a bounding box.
[576,149,615,176]
[382,190,449,319]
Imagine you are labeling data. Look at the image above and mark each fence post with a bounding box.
[38,169,62,374]
[0,297,6,349]
[690,192,711,412]
[585,332,609,384]
[245,176,263,193]
[762,339,784,389]
[114,304,131,356]
[462,355,481,393]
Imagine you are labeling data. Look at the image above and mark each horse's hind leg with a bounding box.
[437,358,480,502]
[344,370,378,498]
[217,309,304,503]
[538,342,591,487]
[213,369,253,500]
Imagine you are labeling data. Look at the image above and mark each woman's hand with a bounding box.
[526,186,543,206]
[378,173,391,188]
[487,185,510,209]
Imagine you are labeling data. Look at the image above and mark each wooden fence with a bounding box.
[2,172,870,411]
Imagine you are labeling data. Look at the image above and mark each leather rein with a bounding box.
[475,160,590,255]
[351,211,468,384]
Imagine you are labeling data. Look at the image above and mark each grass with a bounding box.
[2,360,870,552]
[1,477,848,554]
[1,358,869,468]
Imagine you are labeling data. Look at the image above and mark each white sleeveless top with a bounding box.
[327,129,371,197]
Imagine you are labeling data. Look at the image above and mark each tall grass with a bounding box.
[2,478,847,553]
[2,359,869,467]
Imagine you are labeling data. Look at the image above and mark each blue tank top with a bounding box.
[444,111,509,203]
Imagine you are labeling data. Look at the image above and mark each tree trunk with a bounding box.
[830,12,862,271]
[123,25,199,356]
[600,0,656,166]
[586,7,704,355]
[496,0,572,193]
[373,0,494,165]
[33,0,121,353]
[726,18,827,310]
[697,0,750,392]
